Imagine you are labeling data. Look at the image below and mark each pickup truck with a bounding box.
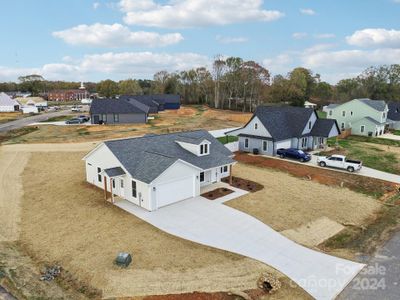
[317,155,362,172]
[277,148,311,162]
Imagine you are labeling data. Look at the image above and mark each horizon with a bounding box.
[1,0,399,84]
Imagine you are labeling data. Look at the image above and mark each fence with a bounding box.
[225,141,239,152]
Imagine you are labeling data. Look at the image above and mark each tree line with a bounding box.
[1,60,400,111]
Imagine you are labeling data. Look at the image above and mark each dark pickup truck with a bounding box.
[276,148,312,162]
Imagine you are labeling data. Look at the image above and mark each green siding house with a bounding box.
[326,98,388,137]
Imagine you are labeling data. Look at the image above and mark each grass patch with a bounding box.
[316,111,327,118]
[0,126,39,144]
[217,135,238,144]
[347,135,400,147]
[323,194,400,254]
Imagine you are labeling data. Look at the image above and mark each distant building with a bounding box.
[0,92,20,112]
[48,82,89,101]
[120,94,181,113]
[304,101,317,109]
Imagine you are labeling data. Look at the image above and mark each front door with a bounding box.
[120,178,125,197]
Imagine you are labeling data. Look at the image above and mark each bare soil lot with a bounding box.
[0,112,22,124]
[1,106,251,144]
[18,151,309,299]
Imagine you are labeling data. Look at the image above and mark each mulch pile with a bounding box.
[222,176,264,193]
[201,188,234,200]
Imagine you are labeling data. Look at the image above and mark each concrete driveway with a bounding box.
[0,109,69,132]
[115,196,364,300]
[378,133,400,141]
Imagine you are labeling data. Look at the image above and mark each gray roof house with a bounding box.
[121,94,181,113]
[83,130,235,211]
[0,92,20,112]
[89,98,150,124]
[326,98,388,136]
[228,106,340,155]
[387,101,400,130]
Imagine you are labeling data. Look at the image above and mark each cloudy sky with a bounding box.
[1,0,400,83]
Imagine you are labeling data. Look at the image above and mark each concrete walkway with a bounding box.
[378,133,400,141]
[115,196,364,300]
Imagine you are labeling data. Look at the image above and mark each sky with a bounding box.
[1,0,400,84]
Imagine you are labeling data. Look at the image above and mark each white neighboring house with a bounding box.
[83,130,236,211]
[21,106,39,114]
[0,92,20,112]
[304,101,317,109]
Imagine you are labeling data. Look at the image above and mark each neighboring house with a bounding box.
[304,101,317,109]
[21,106,39,114]
[228,106,339,155]
[16,97,48,108]
[387,101,400,130]
[326,98,388,136]
[0,92,20,112]
[89,98,150,124]
[48,89,89,101]
[121,94,181,113]
[83,130,235,211]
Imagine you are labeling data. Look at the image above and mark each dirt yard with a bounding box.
[226,163,381,234]
[16,150,309,299]
[0,112,22,124]
[2,106,251,144]
[234,152,398,199]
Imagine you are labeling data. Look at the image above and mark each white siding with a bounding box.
[230,116,272,138]
[302,111,318,135]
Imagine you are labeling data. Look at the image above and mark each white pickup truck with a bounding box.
[317,155,362,172]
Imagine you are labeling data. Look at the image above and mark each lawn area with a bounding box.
[0,112,23,124]
[316,110,327,118]
[16,151,309,299]
[217,135,238,144]
[324,136,400,175]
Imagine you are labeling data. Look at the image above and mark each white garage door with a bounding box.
[276,140,291,149]
[156,176,194,208]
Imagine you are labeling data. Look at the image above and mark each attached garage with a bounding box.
[275,139,291,149]
[155,176,195,208]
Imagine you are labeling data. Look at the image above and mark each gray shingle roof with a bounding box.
[310,119,339,137]
[90,99,148,115]
[363,116,384,125]
[104,130,235,184]
[104,167,126,177]
[252,106,315,140]
[326,104,339,109]
[388,101,400,121]
[0,92,19,106]
[358,99,387,112]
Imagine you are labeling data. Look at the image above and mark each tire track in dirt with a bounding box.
[0,148,30,241]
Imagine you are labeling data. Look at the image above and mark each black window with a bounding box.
[113,114,119,122]
[200,172,204,182]
[308,121,312,129]
[112,179,116,189]
[200,144,204,154]
[262,140,267,151]
[204,144,208,154]
[97,167,102,182]
[120,179,124,188]
[223,166,228,172]
[132,180,137,198]
[245,138,249,148]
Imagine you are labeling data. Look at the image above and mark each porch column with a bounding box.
[103,176,108,201]
[229,165,233,185]
[110,178,114,203]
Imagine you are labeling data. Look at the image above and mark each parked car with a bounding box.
[277,148,312,162]
[71,106,81,112]
[78,115,90,122]
[65,118,83,124]
[317,155,362,172]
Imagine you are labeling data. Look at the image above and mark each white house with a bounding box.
[83,130,236,211]
[0,92,20,112]
[304,101,317,109]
